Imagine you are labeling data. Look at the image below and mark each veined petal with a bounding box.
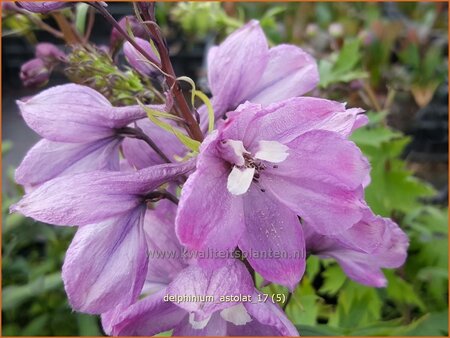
[207,20,269,116]
[15,138,121,189]
[62,208,148,313]
[238,291,299,336]
[124,37,160,76]
[12,161,194,226]
[167,260,254,321]
[176,134,245,251]
[239,186,305,290]
[249,44,319,105]
[249,97,365,146]
[18,84,162,142]
[280,130,370,191]
[305,217,409,287]
[103,288,186,336]
[144,203,187,285]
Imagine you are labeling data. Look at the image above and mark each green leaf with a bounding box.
[385,271,426,311]
[334,39,362,75]
[319,264,347,295]
[75,3,89,35]
[76,314,101,336]
[3,272,62,310]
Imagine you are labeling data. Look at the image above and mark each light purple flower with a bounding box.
[11,160,194,314]
[102,260,298,336]
[123,37,160,76]
[16,1,71,13]
[305,212,409,287]
[176,97,370,290]
[20,58,50,88]
[15,84,165,189]
[199,20,319,130]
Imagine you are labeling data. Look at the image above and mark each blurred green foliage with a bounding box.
[2,2,448,336]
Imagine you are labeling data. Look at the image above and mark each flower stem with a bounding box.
[92,2,204,142]
[119,126,171,163]
[135,3,204,142]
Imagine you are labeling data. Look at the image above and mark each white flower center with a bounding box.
[220,304,252,326]
[225,140,289,196]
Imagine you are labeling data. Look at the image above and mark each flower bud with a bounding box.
[20,58,50,88]
[35,43,66,65]
[110,16,147,52]
[123,38,160,76]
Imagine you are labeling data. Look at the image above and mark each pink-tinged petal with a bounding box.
[280,130,370,191]
[144,203,187,284]
[122,118,186,168]
[62,209,148,314]
[12,161,195,226]
[305,217,409,287]
[18,84,162,142]
[176,134,245,251]
[372,218,409,268]
[263,176,365,236]
[249,44,319,105]
[167,260,254,321]
[103,288,186,336]
[15,138,121,189]
[239,186,305,290]
[207,20,269,116]
[240,291,299,336]
[124,37,160,76]
[249,97,365,145]
[174,312,227,336]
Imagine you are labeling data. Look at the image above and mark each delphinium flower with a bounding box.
[101,202,297,336]
[12,160,194,313]
[14,83,173,190]
[9,3,411,336]
[198,20,320,130]
[176,98,373,289]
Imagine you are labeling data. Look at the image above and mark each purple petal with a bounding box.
[207,20,269,117]
[305,217,409,287]
[249,44,319,105]
[124,37,160,75]
[261,130,368,235]
[176,134,245,251]
[240,291,299,336]
[12,161,195,226]
[144,203,187,284]
[15,138,121,189]
[103,288,186,336]
[167,260,254,321]
[239,185,305,290]
[248,97,366,146]
[122,118,186,169]
[280,130,370,191]
[17,84,160,142]
[62,209,148,313]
